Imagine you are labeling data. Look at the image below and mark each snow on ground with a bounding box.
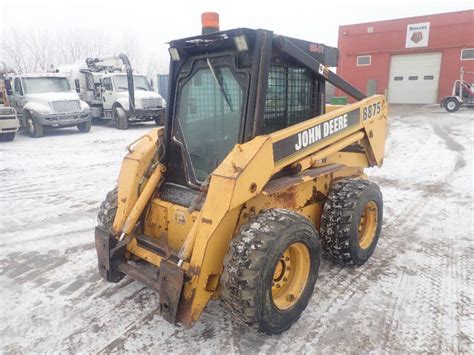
[0,107,473,353]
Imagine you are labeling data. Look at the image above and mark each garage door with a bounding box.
[388,52,442,104]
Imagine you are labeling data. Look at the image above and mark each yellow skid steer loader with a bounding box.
[95,21,388,334]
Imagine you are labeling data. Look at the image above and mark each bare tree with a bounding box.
[26,30,53,71]
[0,27,166,79]
[120,32,139,63]
[0,28,30,72]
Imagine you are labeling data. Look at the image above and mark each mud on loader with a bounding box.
[95,25,388,334]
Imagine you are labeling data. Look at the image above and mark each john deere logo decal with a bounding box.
[411,32,423,43]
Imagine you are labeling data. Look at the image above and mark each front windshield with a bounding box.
[23,77,71,94]
[177,66,243,182]
[113,75,151,92]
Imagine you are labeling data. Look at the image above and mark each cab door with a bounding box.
[10,78,26,116]
[101,77,114,111]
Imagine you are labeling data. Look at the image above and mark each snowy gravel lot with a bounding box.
[1,106,473,353]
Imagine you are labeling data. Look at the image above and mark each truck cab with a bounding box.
[5,73,92,137]
[101,72,166,129]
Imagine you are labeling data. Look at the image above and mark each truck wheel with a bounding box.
[25,112,44,138]
[113,106,128,130]
[221,209,320,335]
[320,178,383,266]
[77,120,91,132]
[445,98,460,113]
[0,132,15,142]
[96,187,125,282]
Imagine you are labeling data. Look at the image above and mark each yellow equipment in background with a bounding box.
[95,21,388,334]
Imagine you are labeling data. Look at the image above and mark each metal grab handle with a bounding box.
[126,134,153,153]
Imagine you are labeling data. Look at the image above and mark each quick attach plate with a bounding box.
[158,259,185,323]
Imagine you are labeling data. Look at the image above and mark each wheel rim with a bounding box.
[358,201,378,249]
[447,101,456,110]
[271,242,310,310]
[27,117,35,134]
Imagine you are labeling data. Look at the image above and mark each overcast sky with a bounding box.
[1,0,472,72]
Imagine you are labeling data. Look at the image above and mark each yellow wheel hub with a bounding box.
[358,201,378,249]
[271,242,310,310]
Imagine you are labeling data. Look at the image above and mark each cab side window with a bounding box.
[263,65,318,134]
[14,78,22,94]
[103,78,113,91]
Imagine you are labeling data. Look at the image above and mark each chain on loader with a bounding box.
[95,14,388,334]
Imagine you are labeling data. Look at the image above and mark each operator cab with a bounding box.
[164,28,341,197]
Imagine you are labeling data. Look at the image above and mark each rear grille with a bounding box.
[142,98,162,109]
[51,100,80,112]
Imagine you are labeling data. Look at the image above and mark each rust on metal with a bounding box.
[303,186,327,207]
[271,185,298,208]
[176,287,196,328]
[187,265,201,278]
[158,259,185,324]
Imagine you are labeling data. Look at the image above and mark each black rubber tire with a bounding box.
[96,187,125,282]
[320,178,383,266]
[0,132,15,142]
[445,98,460,113]
[25,112,43,138]
[77,120,92,132]
[221,208,321,335]
[113,106,128,130]
[97,187,118,233]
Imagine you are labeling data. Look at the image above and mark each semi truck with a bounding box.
[3,72,91,137]
[57,54,166,130]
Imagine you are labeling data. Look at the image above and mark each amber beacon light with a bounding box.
[201,12,220,34]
